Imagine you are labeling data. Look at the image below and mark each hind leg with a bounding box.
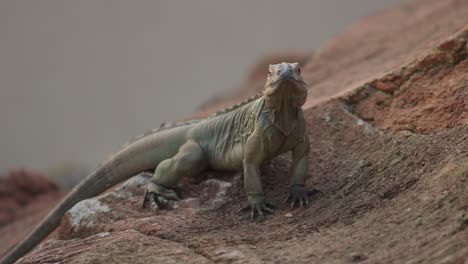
[142,140,206,210]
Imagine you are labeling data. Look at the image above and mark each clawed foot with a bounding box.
[141,182,179,211]
[284,185,321,209]
[237,195,276,221]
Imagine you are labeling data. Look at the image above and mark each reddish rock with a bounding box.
[0,169,64,259]
[57,173,237,240]
[5,0,468,263]
[345,28,468,133]
[0,169,61,226]
[18,229,211,263]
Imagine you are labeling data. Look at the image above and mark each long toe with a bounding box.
[150,193,159,211]
[164,190,180,200]
[237,205,250,215]
[257,206,265,221]
[290,200,296,209]
[262,205,273,214]
[141,190,150,208]
[308,188,321,196]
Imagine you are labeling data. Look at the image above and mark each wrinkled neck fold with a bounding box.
[265,95,300,135]
[263,81,307,135]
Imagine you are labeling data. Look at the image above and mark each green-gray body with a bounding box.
[189,97,305,170]
[149,94,308,199]
[1,62,311,264]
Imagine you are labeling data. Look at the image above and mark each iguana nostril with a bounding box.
[277,70,281,75]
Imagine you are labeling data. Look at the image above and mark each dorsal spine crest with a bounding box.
[209,92,263,117]
[113,92,264,158]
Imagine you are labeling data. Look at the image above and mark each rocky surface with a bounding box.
[0,169,62,227]
[0,169,64,258]
[4,0,468,263]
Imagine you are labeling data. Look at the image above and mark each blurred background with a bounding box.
[0,0,398,180]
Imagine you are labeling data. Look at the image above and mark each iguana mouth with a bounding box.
[264,71,307,112]
[264,62,307,107]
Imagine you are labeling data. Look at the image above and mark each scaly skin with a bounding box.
[1,62,315,264]
[144,62,314,219]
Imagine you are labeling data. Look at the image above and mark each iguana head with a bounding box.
[263,62,307,111]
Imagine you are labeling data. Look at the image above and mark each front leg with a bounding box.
[238,133,275,220]
[285,136,320,208]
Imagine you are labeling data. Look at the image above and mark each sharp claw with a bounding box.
[154,193,161,203]
[141,189,149,208]
[165,192,179,201]
[163,189,180,201]
[240,200,275,220]
[307,188,321,196]
[150,193,159,211]
[262,205,273,214]
[237,205,249,215]
[305,197,309,207]
[283,194,291,204]
[290,200,296,209]
[256,206,264,221]
[300,199,304,208]
[149,192,175,210]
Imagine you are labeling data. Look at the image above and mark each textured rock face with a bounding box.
[301,0,468,108]
[56,173,237,240]
[21,230,211,263]
[344,29,468,133]
[7,0,468,263]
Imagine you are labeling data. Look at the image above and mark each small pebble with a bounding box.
[96,232,111,238]
[285,213,294,218]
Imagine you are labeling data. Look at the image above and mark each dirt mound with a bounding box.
[5,0,468,263]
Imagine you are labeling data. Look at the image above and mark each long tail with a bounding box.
[1,125,190,264]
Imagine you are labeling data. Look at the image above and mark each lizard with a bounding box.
[1,62,316,264]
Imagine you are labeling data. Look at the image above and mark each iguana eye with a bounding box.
[268,71,271,75]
